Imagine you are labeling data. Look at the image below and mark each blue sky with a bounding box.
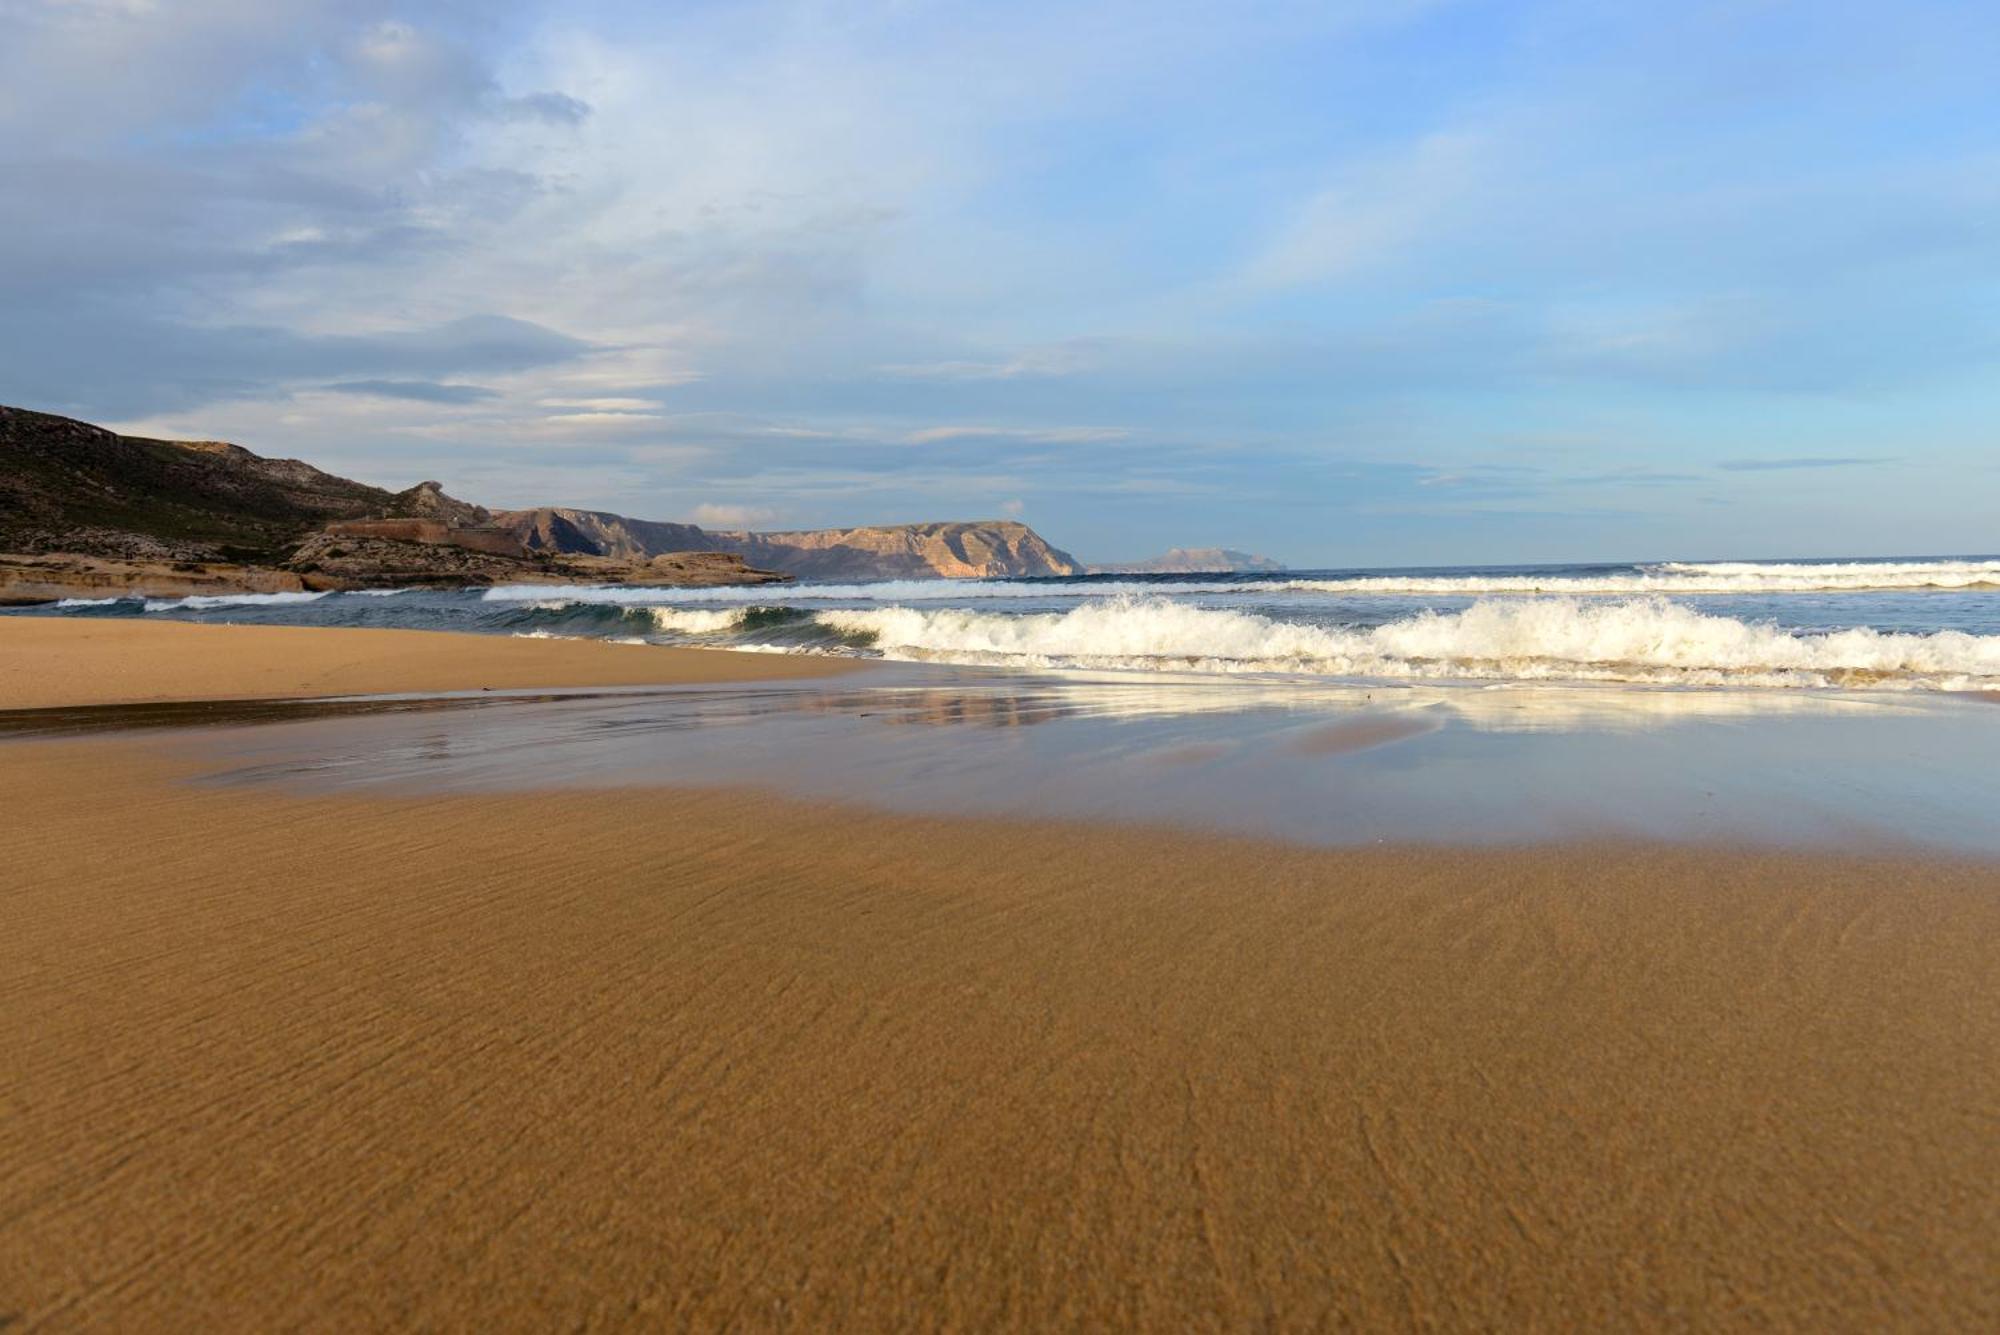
[2,1,1996,565]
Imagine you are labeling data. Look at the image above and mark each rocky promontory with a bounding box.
[1,401,1083,603]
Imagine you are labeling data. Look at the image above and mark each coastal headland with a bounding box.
[2,618,1996,1329]
[0,403,1081,603]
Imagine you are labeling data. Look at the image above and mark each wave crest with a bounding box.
[814,596,2000,689]
[142,591,332,612]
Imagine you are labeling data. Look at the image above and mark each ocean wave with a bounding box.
[1284,558,2000,595]
[646,606,749,633]
[810,596,2000,689]
[479,580,1099,603]
[485,557,2000,605]
[142,591,333,612]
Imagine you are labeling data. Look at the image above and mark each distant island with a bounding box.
[0,404,1080,604]
[1088,547,1285,575]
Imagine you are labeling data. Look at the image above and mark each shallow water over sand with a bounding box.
[42,664,1998,854]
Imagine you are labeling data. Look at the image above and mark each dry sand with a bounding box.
[0,617,854,710]
[2,623,1997,1330]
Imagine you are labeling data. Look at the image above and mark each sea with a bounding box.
[18,554,2000,851]
[30,554,2000,692]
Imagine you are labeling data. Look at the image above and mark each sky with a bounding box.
[2,0,1997,567]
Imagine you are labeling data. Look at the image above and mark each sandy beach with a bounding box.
[0,618,856,710]
[3,620,1997,1329]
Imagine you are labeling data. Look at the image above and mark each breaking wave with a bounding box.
[809,596,2000,690]
[141,591,333,612]
[645,606,749,634]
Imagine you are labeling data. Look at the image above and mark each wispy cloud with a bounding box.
[875,348,1087,381]
[1239,129,1495,289]
[904,425,1131,445]
[326,380,499,404]
[1716,456,1894,472]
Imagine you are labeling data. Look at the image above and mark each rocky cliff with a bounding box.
[493,508,1080,580]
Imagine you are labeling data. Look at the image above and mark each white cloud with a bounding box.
[537,397,664,411]
[690,502,778,528]
[875,347,1088,381]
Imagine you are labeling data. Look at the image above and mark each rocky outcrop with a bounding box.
[383,480,492,527]
[491,509,1080,580]
[320,519,526,558]
[1089,547,1285,575]
[284,534,788,591]
[0,554,312,606]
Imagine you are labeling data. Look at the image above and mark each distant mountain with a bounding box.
[0,403,1082,600]
[1088,547,1285,575]
[492,508,1081,579]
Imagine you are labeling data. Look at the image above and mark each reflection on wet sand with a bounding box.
[118,663,2000,855]
[798,687,1079,729]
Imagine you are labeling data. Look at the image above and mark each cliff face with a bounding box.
[495,508,711,563]
[491,509,1080,580]
[723,521,1080,579]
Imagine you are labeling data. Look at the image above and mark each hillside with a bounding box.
[0,404,392,561]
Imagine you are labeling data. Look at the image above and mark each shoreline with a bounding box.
[0,615,858,710]
[5,615,1997,1326]
[2,735,1995,1327]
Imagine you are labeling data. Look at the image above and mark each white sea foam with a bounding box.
[142,591,332,612]
[812,596,2000,690]
[54,596,131,607]
[645,606,749,633]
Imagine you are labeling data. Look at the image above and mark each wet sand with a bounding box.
[2,622,1997,1329]
[0,617,855,709]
